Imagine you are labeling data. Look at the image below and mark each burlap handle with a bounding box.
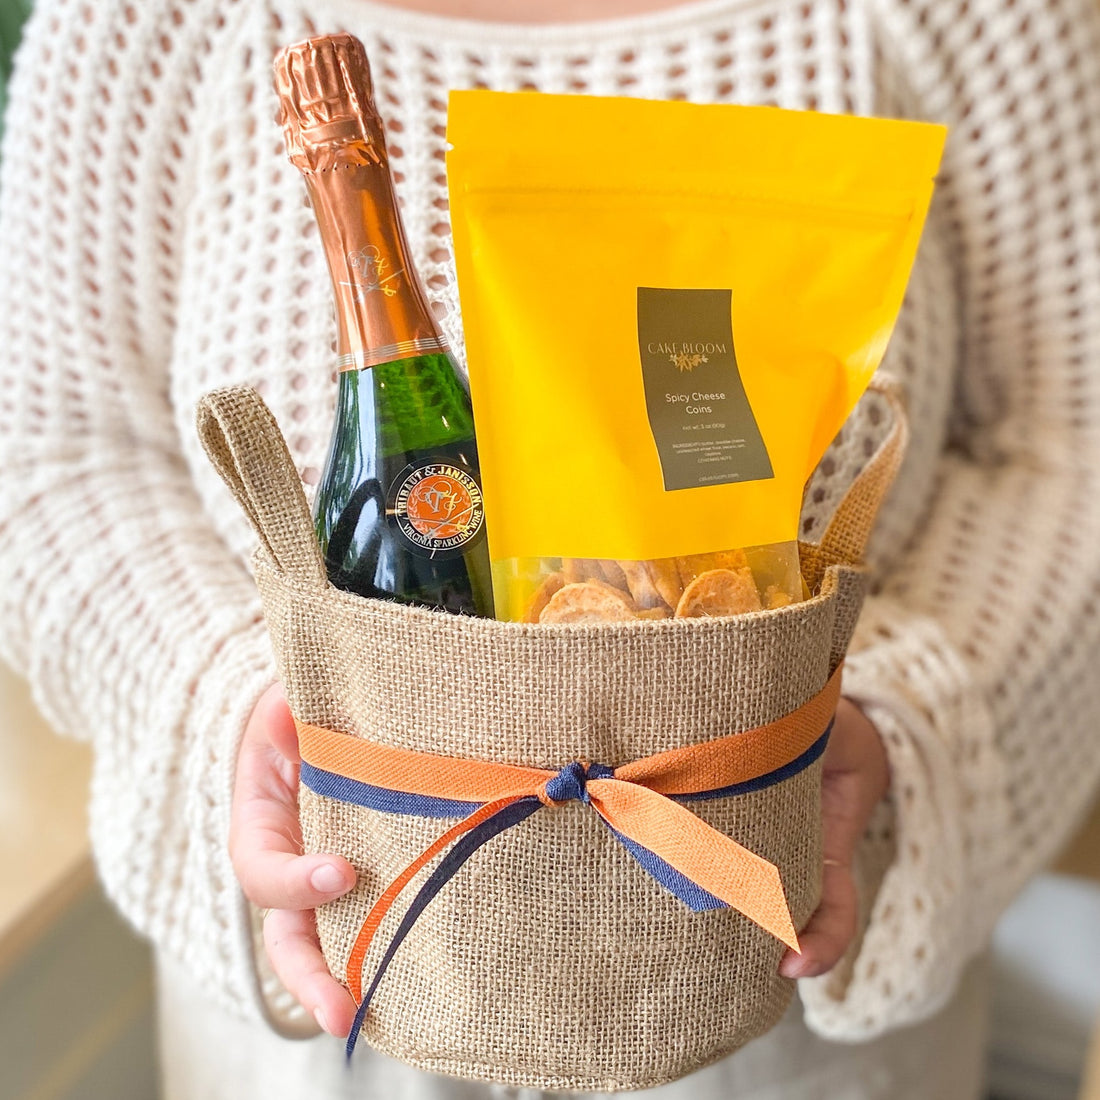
[196,386,327,586]
[196,377,906,594]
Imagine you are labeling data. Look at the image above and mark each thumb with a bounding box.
[778,698,888,979]
[229,681,356,910]
[779,859,858,979]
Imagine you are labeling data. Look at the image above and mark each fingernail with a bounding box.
[310,863,347,893]
[314,1008,329,1034]
[779,956,806,979]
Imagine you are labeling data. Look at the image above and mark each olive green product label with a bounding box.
[637,287,773,492]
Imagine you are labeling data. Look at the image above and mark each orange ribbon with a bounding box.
[298,665,841,1003]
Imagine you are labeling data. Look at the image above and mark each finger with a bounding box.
[778,861,857,979]
[819,767,875,865]
[822,699,890,824]
[230,682,358,909]
[231,685,300,832]
[245,681,300,765]
[231,730,358,909]
[264,907,358,1037]
[257,682,302,765]
[235,846,357,911]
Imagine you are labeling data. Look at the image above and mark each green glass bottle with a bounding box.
[274,34,492,616]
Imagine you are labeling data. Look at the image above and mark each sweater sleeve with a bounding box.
[801,0,1100,1039]
[0,0,277,1018]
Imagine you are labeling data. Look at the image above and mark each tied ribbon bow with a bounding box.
[296,665,842,1060]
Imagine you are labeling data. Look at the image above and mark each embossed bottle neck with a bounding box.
[302,161,447,371]
[274,32,448,370]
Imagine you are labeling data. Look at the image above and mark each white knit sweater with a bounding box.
[1,0,1099,1046]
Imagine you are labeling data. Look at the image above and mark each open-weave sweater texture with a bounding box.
[1,0,1099,1045]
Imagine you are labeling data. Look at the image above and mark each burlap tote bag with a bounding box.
[197,377,907,1092]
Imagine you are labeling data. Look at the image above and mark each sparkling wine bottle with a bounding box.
[274,34,492,616]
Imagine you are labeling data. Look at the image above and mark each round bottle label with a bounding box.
[390,462,486,559]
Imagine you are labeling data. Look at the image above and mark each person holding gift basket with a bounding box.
[1,0,1099,1098]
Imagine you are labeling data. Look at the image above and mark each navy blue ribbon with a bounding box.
[300,720,833,1061]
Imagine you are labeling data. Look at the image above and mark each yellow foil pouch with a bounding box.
[447,92,945,622]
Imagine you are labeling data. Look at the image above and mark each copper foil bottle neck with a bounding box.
[274,34,446,368]
[274,33,385,173]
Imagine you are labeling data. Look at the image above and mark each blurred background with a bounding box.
[0,0,1097,1097]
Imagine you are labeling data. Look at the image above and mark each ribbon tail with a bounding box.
[345,796,541,1062]
[345,795,527,1002]
[607,827,727,912]
[588,780,801,952]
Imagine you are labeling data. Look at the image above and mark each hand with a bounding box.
[779,695,890,980]
[229,682,358,1037]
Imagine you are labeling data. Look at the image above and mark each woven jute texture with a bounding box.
[196,378,906,1093]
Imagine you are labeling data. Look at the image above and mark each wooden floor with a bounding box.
[1056,796,1100,883]
[1058,797,1100,1100]
[0,664,158,1100]
[0,877,158,1100]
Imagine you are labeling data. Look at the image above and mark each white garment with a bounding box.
[157,950,992,1100]
[0,0,1099,1065]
